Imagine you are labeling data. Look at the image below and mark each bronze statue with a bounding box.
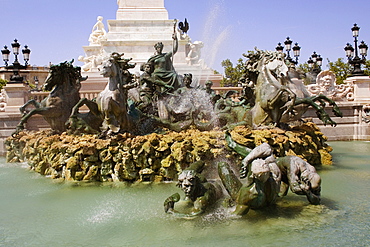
[218,140,281,216]
[218,159,280,216]
[14,60,86,135]
[277,156,321,205]
[204,80,216,97]
[224,131,322,206]
[243,48,342,127]
[164,161,219,217]
[68,53,138,136]
[174,73,193,95]
[136,62,156,113]
[147,34,180,96]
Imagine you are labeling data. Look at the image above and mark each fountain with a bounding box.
[5,42,338,218]
[2,2,370,246]
[4,0,345,220]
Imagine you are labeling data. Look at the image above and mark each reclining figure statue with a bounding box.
[219,131,322,216]
[218,142,281,216]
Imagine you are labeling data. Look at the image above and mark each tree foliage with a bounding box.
[327,58,352,84]
[364,60,370,76]
[297,63,313,85]
[220,58,245,87]
[0,79,7,91]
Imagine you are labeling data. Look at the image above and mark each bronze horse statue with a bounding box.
[68,53,137,135]
[244,49,342,127]
[14,60,86,135]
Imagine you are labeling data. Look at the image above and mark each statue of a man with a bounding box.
[147,33,180,95]
[224,131,322,206]
[164,161,219,217]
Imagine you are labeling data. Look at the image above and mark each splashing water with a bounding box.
[200,2,232,79]
[164,88,216,122]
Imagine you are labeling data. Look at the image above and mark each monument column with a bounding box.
[116,0,168,20]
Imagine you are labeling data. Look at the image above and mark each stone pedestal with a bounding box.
[3,83,28,112]
[345,76,370,102]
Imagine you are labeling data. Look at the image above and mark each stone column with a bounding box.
[116,0,168,20]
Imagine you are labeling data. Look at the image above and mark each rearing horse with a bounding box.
[14,60,85,135]
[248,50,296,126]
[245,49,342,127]
[69,53,137,135]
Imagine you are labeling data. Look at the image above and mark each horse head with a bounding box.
[100,53,136,87]
[44,60,82,92]
[262,51,289,80]
[99,58,118,78]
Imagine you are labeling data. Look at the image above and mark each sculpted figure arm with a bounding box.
[240,143,274,178]
[225,131,252,157]
[192,182,216,215]
[169,33,178,57]
[164,193,180,213]
[277,156,321,204]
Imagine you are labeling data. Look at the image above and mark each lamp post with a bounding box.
[344,24,368,76]
[276,37,301,64]
[1,39,31,83]
[307,51,323,73]
[305,51,323,84]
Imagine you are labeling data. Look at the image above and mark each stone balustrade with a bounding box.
[28,90,101,102]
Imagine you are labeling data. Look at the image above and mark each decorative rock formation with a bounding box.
[6,122,332,183]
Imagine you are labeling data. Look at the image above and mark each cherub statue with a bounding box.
[164,161,219,217]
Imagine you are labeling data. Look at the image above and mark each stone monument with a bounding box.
[81,0,221,88]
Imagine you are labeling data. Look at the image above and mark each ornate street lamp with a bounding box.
[276,37,301,64]
[344,24,368,76]
[307,51,322,71]
[1,39,31,83]
[306,51,323,84]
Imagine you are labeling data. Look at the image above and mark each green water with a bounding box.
[0,141,369,247]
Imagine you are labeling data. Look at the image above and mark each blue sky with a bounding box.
[1,0,369,74]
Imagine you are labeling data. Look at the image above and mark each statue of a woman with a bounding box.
[147,33,180,95]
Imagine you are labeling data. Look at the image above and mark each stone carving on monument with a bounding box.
[0,89,7,112]
[306,70,354,101]
[362,104,370,123]
[185,41,205,66]
[88,16,108,46]
[78,53,107,72]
